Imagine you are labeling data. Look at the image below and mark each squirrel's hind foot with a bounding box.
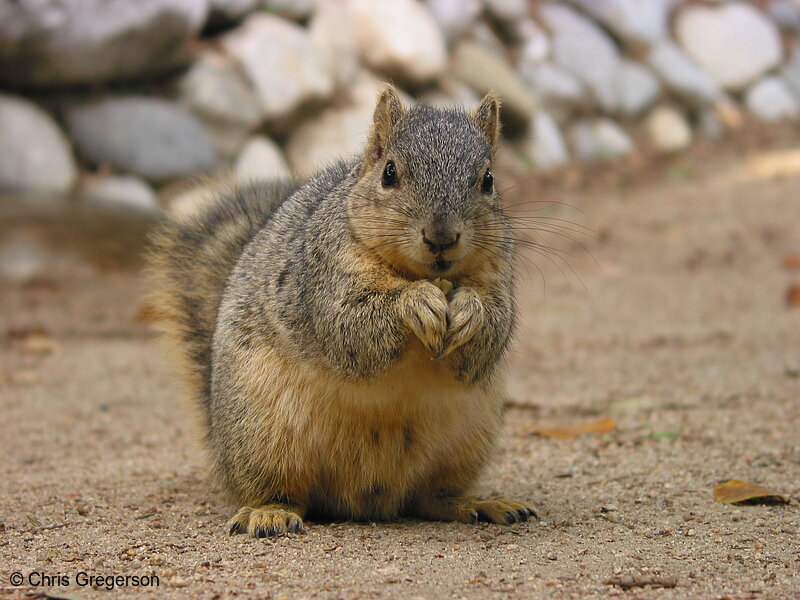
[228,503,305,538]
[415,495,537,525]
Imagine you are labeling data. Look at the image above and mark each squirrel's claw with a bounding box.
[440,287,485,358]
[399,282,448,357]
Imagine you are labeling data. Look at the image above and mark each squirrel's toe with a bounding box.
[227,504,305,538]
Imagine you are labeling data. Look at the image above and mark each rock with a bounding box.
[0,94,77,195]
[310,0,360,89]
[179,51,263,129]
[0,0,208,87]
[540,3,621,111]
[81,175,161,216]
[202,120,251,162]
[234,136,291,183]
[207,0,260,24]
[782,47,800,100]
[569,119,634,163]
[262,0,315,20]
[530,112,569,170]
[614,60,660,117]
[484,0,529,25]
[768,0,800,33]
[450,41,538,131]
[420,79,480,109]
[744,77,800,122]
[517,21,551,64]
[285,75,383,177]
[675,3,783,91]
[427,0,482,41]
[519,62,585,109]
[348,0,447,87]
[65,98,217,182]
[222,14,333,128]
[648,42,721,106]
[0,231,86,281]
[698,109,725,140]
[569,0,675,46]
[644,106,692,152]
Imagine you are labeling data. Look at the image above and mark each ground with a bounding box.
[1,151,799,600]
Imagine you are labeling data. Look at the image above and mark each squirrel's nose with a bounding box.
[422,229,460,254]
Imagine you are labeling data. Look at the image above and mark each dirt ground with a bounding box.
[1,150,799,600]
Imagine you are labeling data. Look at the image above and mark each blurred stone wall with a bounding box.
[0,0,799,274]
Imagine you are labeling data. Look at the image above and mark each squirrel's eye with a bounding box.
[481,169,493,194]
[382,160,398,188]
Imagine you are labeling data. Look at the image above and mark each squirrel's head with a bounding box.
[349,85,510,280]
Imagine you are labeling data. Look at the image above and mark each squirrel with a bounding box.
[147,85,535,537]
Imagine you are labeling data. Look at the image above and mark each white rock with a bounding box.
[614,60,660,117]
[427,0,482,41]
[518,20,551,64]
[540,3,621,111]
[644,106,692,152]
[569,0,676,46]
[519,62,585,108]
[421,79,480,109]
[530,112,569,170]
[675,3,783,91]
[0,94,77,195]
[82,175,161,216]
[451,41,538,128]
[0,0,208,87]
[285,75,382,177]
[179,51,263,129]
[769,0,800,32]
[569,119,634,163]
[223,14,333,126]
[310,0,360,89]
[349,0,447,86]
[648,42,721,105]
[744,77,800,122]
[234,136,291,183]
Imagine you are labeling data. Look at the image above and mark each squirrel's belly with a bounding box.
[244,343,503,519]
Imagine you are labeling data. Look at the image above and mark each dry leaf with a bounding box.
[787,283,800,307]
[533,417,616,440]
[713,480,789,505]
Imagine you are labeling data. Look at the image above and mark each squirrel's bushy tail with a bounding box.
[146,181,295,413]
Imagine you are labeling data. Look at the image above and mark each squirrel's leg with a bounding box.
[413,490,536,525]
[228,502,305,538]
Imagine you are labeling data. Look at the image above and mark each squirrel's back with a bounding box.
[146,180,296,414]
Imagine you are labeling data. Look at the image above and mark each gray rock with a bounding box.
[768,0,800,32]
[569,0,676,46]
[530,112,569,170]
[484,0,529,24]
[234,136,291,183]
[179,51,264,129]
[0,0,208,87]
[698,109,725,140]
[0,94,77,195]
[782,47,800,100]
[66,98,217,182]
[648,42,721,106]
[207,0,260,24]
[644,106,692,152]
[223,14,333,128]
[451,41,538,129]
[262,0,315,20]
[82,175,161,216]
[675,3,783,91]
[744,77,800,122]
[519,62,585,109]
[540,3,621,112]
[569,119,634,163]
[614,59,660,117]
[427,0,483,41]
[202,120,251,162]
[349,0,447,86]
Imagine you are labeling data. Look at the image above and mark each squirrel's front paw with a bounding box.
[399,281,448,356]
[228,504,305,538]
[441,287,485,357]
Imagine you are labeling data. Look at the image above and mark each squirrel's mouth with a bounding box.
[429,259,452,273]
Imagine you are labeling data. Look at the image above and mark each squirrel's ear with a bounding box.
[363,85,405,169]
[474,92,502,149]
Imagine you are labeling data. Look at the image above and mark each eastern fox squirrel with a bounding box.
[148,85,535,537]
